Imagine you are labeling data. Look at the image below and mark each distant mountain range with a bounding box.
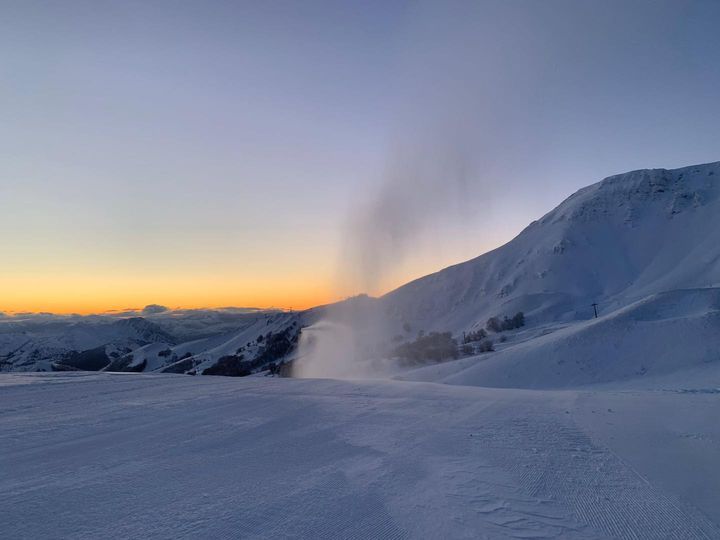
[3,161,719,384]
[0,309,302,375]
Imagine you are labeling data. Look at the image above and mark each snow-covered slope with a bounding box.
[3,372,719,539]
[382,162,720,333]
[400,287,720,388]
[118,311,301,375]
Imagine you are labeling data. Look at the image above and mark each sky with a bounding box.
[1,0,720,314]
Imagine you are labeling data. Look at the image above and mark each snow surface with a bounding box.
[2,372,720,539]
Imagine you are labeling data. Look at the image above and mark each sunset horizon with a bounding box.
[5,2,719,317]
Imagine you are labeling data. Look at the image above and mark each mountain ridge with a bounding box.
[380,161,720,334]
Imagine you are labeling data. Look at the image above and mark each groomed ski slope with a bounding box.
[2,372,719,539]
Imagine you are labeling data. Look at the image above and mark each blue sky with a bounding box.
[1,0,719,312]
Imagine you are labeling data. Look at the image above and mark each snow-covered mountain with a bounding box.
[0,310,303,375]
[105,311,301,375]
[386,161,720,387]
[383,161,720,333]
[0,316,176,372]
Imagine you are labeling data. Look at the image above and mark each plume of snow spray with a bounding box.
[292,138,476,379]
[293,3,491,379]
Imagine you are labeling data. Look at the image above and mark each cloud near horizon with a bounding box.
[141,304,170,315]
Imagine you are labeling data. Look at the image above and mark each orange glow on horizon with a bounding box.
[0,266,440,315]
[0,296,332,316]
[0,273,336,315]
[0,234,507,315]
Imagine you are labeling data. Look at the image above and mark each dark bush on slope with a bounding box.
[463,329,487,343]
[251,326,300,368]
[477,340,495,353]
[60,346,111,371]
[202,355,251,377]
[393,332,458,365]
[503,312,525,330]
[486,317,503,333]
[486,312,525,333]
[161,354,195,374]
